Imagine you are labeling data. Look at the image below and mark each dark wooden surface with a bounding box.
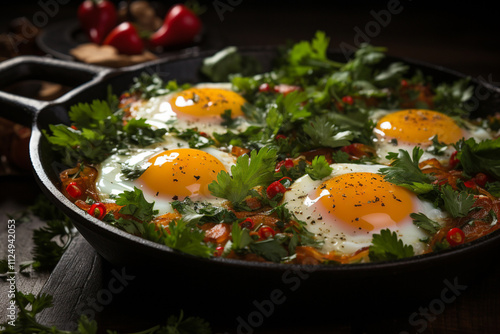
[2,1,500,333]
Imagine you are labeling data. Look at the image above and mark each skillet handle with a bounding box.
[0,56,112,127]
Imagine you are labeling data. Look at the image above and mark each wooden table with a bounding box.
[2,1,500,333]
[2,177,500,333]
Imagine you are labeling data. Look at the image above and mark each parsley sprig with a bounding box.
[108,188,214,258]
[368,229,415,262]
[0,290,212,334]
[380,147,434,194]
[44,93,166,166]
[208,147,277,209]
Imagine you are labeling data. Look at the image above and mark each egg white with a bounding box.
[130,83,250,135]
[96,135,236,215]
[283,163,448,255]
[370,109,493,164]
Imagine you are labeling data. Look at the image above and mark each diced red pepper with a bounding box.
[66,182,82,198]
[258,226,276,239]
[258,83,271,92]
[273,84,301,96]
[341,95,354,105]
[446,228,466,246]
[449,151,459,169]
[275,134,287,141]
[239,218,255,230]
[266,181,287,199]
[474,173,489,187]
[214,246,224,257]
[88,202,107,220]
[464,180,476,189]
[275,158,294,172]
[340,143,375,159]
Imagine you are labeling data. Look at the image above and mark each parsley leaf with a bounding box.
[249,239,288,263]
[410,212,441,235]
[200,46,262,82]
[433,78,474,117]
[171,128,215,149]
[123,118,167,146]
[128,73,185,99]
[440,185,476,218]
[368,229,415,262]
[1,290,213,334]
[426,135,448,156]
[286,30,343,79]
[121,162,151,180]
[171,197,237,224]
[380,147,434,194]
[230,222,253,252]
[208,147,277,206]
[163,220,214,258]
[456,137,500,179]
[115,187,158,222]
[306,155,333,180]
[301,115,353,149]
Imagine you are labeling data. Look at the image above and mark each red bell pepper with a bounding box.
[103,22,144,55]
[149,4,202,48]
[77,0,117,45]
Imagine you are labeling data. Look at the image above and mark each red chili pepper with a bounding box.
[266,181,287,199]
[214,246,224,257]
[274,158,294,172]
[340,143,375,159]
[258,83,271,93]
[449,151,459,169]
[258,226,276,239]
[400,79,409,87]
[149,4,202,48]
[473,172,489,187]
[278,176,293,188]
[275,134,287,141]
[103,22,144,55]
[341,95,354,105]
[239,218,255,230]
[463,180,476,189]
[88,202,107,220]
[273,84,302,96]
[446,228,465,246]
[66,182,82,198]
[77,0,117,44]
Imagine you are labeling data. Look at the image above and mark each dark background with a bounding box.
[1,0,499,80]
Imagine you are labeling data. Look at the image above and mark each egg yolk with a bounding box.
[375,109,463,145]
[168,87,246,119]
[316,172,414,232]
[137,148,226,200]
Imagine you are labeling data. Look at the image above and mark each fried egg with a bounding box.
[131,83,249,134]
[372,109,492,164]
[96,138,236,215]
[284,163,448,255]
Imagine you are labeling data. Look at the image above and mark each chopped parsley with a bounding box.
[306,155,333,180]
[369,229,415,262]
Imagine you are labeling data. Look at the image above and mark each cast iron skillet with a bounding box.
[2,49,500,324]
